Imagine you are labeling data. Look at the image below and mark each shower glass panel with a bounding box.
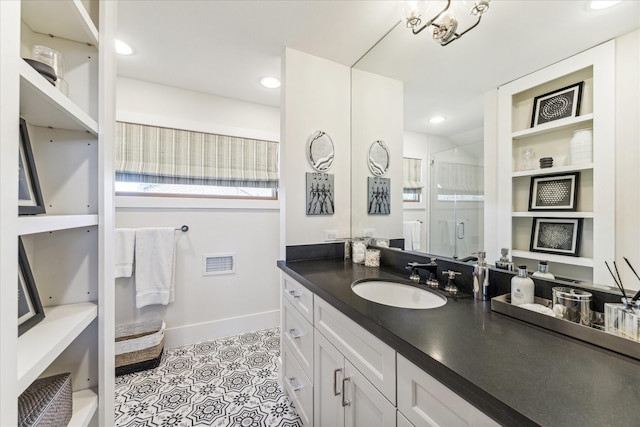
[429,144,484,259]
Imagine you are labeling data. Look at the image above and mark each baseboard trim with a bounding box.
[163,309,280,349]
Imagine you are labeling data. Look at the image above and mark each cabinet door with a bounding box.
[397,355,499,427]
[314,330,345,427]
[314,297,396,404]
[344,360,395,427]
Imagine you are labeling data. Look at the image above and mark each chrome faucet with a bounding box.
[443,270,461,294]
[406,258,438,283]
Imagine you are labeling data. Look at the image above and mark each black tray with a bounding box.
[23,58,57,85]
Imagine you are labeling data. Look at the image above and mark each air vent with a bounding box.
[202,253,235,276]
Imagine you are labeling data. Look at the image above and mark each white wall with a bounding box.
[281,49,351,246]
[614,29,640,291]
[115,78,281,347]
[351,68,404,240]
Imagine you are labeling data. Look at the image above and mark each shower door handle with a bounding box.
[457,221,465,239]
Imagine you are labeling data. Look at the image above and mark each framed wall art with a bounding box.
[530,218,582,257]
[18,238,45,336]
[306,130,334,172]
[528,172,579,211]
[368,176,390,215]
[18,118,46,215]
[530,82,583,127]
[368,140,390,176]
[306,172,334,215]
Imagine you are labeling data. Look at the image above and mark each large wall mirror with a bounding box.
[351,1,640,289]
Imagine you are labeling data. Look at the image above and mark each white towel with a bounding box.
[134,228,176,308]
[115,228,136,278]
[403,221,421,250]
[411,221,420,251]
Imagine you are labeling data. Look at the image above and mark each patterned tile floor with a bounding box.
[114,327,303,427]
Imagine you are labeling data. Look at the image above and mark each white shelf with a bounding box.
[511,163,593,178]
[512,212,594,218]
[18,214,98,235]
[20,60,98,134]
[511,250,594,267]
[21,0,98,46]
[17,302,97,394]
[68,389,98,427]
[512,113,593,140]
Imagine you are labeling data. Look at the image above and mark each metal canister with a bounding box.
[552,287,592,326]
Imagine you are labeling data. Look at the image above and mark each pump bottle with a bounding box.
[532,261,555,279]
[511,265,534,305]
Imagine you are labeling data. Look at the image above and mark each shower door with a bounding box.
[428,144,484,259]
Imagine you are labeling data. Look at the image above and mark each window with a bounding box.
[403,157,424,202]
[115,122,279,199]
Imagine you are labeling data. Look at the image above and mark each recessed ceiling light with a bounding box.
[589,0,621,10]
[260,77,281,89]
[115,39,133,55]
[429,116,446,124]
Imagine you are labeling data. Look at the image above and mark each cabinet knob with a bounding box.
[288,328,302,340]
[288,377,303,392]
[288,289,301,299]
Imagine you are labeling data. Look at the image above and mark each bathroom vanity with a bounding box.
[277,257,640,427]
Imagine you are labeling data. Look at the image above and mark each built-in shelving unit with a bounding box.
[0,1,115,425]
[492,41,615,284]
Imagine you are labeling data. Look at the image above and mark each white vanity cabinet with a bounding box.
[280,272,498,427]
[397,355,499,427]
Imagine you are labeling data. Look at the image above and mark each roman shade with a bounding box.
[115,122,279,188]
[403,157,424,196]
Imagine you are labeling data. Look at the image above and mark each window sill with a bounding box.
[115,195,280,210]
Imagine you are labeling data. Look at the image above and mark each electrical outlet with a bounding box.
[363,228,375,238]
[324,230,338,241]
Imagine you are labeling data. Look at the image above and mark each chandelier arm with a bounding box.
[411,0,452,35]
[438,14,484,46]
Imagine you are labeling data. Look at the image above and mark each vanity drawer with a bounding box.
[282,298,314,380]
[314,296,396,405]
[397,355,499,427]
[283,273,314,324]
[282,341,313,426]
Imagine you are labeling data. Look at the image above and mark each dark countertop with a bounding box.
[277,258,640,427]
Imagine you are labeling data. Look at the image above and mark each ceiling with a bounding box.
[117,1,640,141]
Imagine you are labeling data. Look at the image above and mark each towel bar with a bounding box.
[175,225,189,232]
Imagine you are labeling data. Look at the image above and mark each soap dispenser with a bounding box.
[532,261,555,279]
[473,251,490,300]
[511,265,534,305]
[495,248,514,271]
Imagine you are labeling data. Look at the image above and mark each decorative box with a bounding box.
[18,373,72,427]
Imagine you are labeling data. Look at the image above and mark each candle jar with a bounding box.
[364,249,380,268]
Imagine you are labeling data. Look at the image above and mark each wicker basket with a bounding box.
[18,373,72,427]
[115,320,165,376]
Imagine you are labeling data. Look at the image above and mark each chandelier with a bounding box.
[403,0,491,46]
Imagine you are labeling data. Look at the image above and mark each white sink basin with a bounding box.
[351,280,447,309]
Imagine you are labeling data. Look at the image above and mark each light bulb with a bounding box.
[260,77,281,89]
[429,116,446,124]
[115,39,133,55]
[590,0,621,10]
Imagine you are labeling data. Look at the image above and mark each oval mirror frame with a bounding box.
[368,140,390,176]
[306,130,335,171]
